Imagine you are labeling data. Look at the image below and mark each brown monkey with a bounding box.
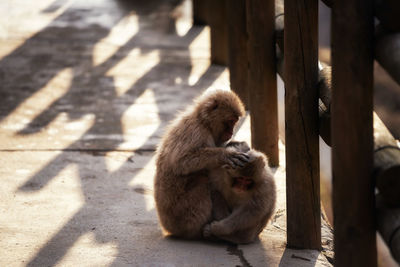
[204,141,276,244]
[154,90,249,239]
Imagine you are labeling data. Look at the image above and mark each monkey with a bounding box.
[154,90,249,239]
[207,141,252,222]
[203,141,276,244]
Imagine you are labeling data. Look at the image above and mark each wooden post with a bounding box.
[246,0,279,167]
[226,0,249,109]
[331,0,377,265]
[192,0,208,25]
[284,0,320,249]
[209,0,228,65]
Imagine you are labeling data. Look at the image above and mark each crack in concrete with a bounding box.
[227,244,252,267]
[133,187,153,195]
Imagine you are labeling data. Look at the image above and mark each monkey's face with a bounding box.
[225,167,254,195]
[220,116,239,144]
[231,176,254,194]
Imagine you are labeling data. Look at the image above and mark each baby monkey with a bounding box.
[203,141,276,244]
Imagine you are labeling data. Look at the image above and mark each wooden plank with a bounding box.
[209,0,228,65]
[331,0,377,265]
[192,0,208,25]
[246,0,279,167]
[226,0,249,109]
[284,0,320,249]
[321,0,400,32]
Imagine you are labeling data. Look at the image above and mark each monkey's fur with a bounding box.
[154,90,249,238]
[204,141,276,244]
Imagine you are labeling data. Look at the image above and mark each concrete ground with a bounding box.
[0,0,333,266]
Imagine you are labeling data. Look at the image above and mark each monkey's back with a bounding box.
[154,170,212,238]
[154,112,213,238]
[249,174,277,237]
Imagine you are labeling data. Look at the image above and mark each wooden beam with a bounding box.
[321,0,400,32]
[226,0,249,109]
[377,195,400,263]
[209,0,228,65]
[246,0,279,167]
[284,0,320,249]
[331,0,377,265]
[373,115,400,208]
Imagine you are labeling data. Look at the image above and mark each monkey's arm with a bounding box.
[175,147,248,176]
[211,190,231,220]
[204,204,261,237]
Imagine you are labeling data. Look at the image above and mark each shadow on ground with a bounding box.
[0,0,239,266]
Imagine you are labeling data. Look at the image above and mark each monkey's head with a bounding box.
[224,150,267,194]
[225,141,251,153]
[196,90,245,146]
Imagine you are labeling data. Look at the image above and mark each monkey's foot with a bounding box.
[202,224,212,238]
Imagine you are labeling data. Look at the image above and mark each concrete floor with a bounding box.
[0,0,334,266]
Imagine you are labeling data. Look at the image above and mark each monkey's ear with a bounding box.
[253,156,266,168]
[203,99,219,112]
[197,98,219,123]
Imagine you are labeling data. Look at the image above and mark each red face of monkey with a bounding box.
[231,176,254,193]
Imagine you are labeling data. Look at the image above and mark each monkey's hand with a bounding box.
[222,150,249,169]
